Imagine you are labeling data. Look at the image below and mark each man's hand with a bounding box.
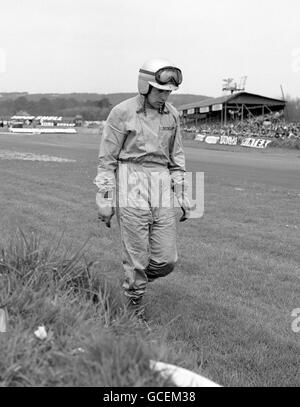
[98,207,115,228]
[172,175,191,223]
[96,192,115,228]
[179,198,191,222]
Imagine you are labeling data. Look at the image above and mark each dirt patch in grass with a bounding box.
[0,150,76,162]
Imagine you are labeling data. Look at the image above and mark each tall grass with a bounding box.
[0,228,178,387]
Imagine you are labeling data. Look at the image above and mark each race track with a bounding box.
[185,145,300,191]
[0,132,299,192]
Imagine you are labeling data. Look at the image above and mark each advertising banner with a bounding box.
[212,104,223,111]
[219,135,238,145]
[205,135,220,144]
[194,134,206,142]
[240,138,273,148]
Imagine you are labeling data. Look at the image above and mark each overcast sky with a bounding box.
[0,0,300,98]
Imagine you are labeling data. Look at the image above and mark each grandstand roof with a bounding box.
[178,92,286,111]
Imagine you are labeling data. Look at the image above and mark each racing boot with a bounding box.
[126,297,146,321]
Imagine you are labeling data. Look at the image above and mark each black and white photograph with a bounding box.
[0,0,299,392]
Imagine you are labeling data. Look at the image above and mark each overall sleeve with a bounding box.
[168,114,189,202]
[93,107,127,200]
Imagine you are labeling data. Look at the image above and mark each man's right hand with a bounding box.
[97,208,115,228]
[96,192,115,228]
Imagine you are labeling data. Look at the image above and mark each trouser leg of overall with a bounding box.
[117,206,151,300]
[116,206,178,299]
[146,207,178,282]
[116,162,178,300]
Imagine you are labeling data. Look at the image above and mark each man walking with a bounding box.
[94,58,190,318]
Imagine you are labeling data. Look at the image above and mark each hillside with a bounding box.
[0,92,210,121]
[100,93,210,108]
[0,92,209,108]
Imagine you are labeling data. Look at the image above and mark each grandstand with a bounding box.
[8,112,83,128]
[178,92,286,127]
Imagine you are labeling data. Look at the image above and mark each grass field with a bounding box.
[0,129,299,387]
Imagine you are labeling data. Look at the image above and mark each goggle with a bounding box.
[156,67,183,86]
[140,66,183,86]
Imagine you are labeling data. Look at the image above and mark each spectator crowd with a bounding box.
[183,111,300,140]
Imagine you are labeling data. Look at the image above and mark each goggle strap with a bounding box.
[139,67,181,76]
[139,68,156,76]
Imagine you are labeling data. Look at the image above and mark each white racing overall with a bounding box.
[94,94,187,300]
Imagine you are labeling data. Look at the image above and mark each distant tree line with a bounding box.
[1,94,300,123]
[0,96,112,121]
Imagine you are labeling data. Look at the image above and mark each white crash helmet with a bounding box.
[138,58,183,95]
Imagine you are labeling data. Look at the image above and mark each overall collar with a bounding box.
[136,94,170,115]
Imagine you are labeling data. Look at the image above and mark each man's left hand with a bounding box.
[179,197,191,222]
